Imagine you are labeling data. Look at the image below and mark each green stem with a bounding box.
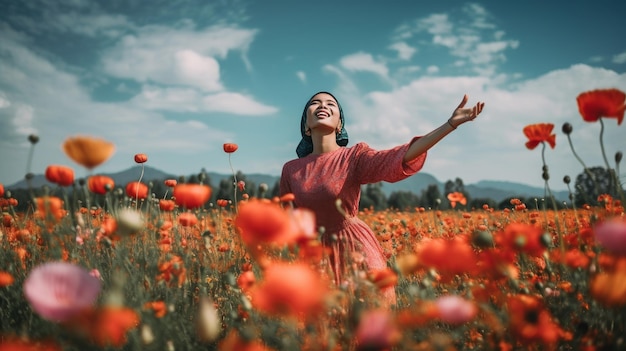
[566,133,601,195]
[599,119,611,170]
[541,143,564,254]
[136,164,145,211]
[229,154,238,213]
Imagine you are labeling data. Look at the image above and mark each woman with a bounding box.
[279,91,484,305]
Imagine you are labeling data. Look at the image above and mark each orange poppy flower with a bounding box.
[143,301,167,318]
[219,329,273,351]
[0,271,14,287]
[506,294,572,346]
[497,223,547,257]
[234,199,296,246]
[368,267,398,290]
[173,184,212,209]
[63,135,115,169]
[415,236,478,277]
[66,306,140,348]
[577,88,626,125]
[249,262,329,318]
[216,199,229,207]
[447,192,467,208]
[159,199,176,211]
[0,337,62,351]
[279,193,296,203]
[134,153,148,164]
[35,196,65,221]
[164,179,177,187]
[590,257,626,307]
[178,212,198,227]
[223,143,238,153]
[523,123,556,150]
[88,175,115,195]
[45,165,75,187]
[125,181,148,199]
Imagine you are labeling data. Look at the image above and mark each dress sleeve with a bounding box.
[353,137,427,184]
[279,164,292,196]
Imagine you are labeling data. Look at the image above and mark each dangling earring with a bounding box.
[305,127,311,136]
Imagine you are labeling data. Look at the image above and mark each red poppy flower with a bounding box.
[497,222,547,257]
[65,307,140,348]
[0,337,62,351]
[45,165,75,187]
[234,199,296,246]
[35,196,66,222]
[223,143,238,153]
[178,212,198,227]
[506,294,572,346]
[0,183,4,198]
[523,123,556,150]
[447,192,467,208]
[577,88,626,125]
[63,136,115,169]
[125,181,148,199]
[134,153,148,164]
[164,179,177,187]
[415,236,478,277]
[0,271,14,287]
[249,262,328,318]
[173,184,212,209]
[216,199,229,207]
[159,199,176,211]
[88,175,115,195]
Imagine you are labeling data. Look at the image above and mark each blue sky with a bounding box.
[1,0,625,191]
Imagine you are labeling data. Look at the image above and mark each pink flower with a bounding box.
[355,309,401,350]
[90,269,102,280]
[23,262,102,321]
[594,219,626,255]
[434,295,477,324]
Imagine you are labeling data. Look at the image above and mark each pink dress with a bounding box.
[280,139,427,304]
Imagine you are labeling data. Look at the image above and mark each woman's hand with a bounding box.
[448,94,485,129]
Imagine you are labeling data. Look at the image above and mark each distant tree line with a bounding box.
[4,166,623,214]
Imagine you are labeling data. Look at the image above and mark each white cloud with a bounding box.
[339,52,389,79]
[174,49,222,92]
[388,42,416,60]
[101,25,257,91]
[613,51,626,64]
[398,5,518,77]
[201,92,278,115]
[426,66,439,74]
[327,64,626,189]
[130,85,277,115]
[296,71,306,83]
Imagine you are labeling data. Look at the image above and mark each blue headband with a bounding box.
[295,91,349,158]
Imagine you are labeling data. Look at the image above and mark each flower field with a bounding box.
[0,89,625,350]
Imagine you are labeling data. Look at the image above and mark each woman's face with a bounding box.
[305,93,341,134]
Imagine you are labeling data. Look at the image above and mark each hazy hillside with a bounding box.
[6,166,568,202]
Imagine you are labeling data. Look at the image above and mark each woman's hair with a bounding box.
[295,91,349,158]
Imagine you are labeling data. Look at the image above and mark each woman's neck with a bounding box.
[310,133,340,155]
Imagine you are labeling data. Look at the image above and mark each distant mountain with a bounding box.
[470,180,569,202]
[6,166,569,203]
[7,165,177,190]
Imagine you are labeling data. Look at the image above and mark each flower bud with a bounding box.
[471,230,494,248]
[563,175,571,184]
[616,151,623,164]
[196,297,221,342]
[28,134,39,144]
[115,208,144,236]
[561,122,573,135]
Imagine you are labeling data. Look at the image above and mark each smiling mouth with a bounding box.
[315,111,329,118]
